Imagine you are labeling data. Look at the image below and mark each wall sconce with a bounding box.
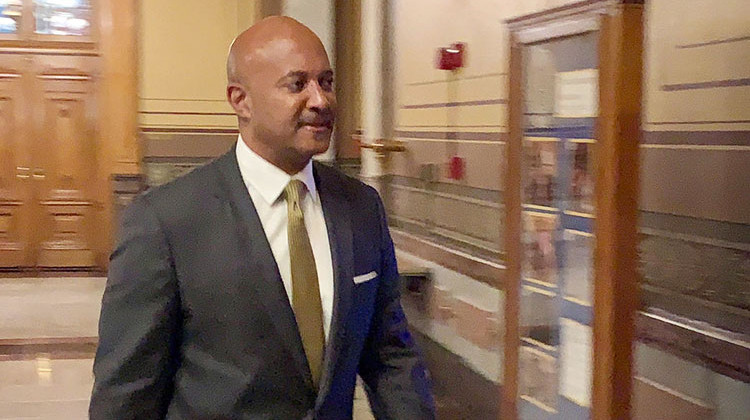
[436,42,466,71]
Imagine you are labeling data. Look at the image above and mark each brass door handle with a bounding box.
[16,166,30,179]
[359,139,407,156]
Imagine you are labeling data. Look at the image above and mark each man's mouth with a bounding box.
[300,121,333,131]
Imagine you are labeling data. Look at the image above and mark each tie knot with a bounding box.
[284,179,306,205]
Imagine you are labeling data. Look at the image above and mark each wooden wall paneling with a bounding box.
[99,0,138,175]
[591,3,644,419]
[501,32,523,420]
[0,0,135,270]
[32,55,99,268]
[98,0,138,267]
[0,56,32,267]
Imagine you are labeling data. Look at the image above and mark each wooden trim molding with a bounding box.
[501,31,524,420]
[97,0,138,271]
[99,0,139,174]
[591,4,644,419]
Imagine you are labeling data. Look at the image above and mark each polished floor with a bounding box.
[0,277,373,419]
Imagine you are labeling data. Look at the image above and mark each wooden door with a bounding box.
[0,55,34,267]
[0,53,101,270]
[32,54,100,269]
[0,0,139,271]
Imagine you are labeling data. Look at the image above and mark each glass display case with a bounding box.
[504,1,644,418]
[518,31,598,418]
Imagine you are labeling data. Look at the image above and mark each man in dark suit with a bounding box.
[89,16,435,419]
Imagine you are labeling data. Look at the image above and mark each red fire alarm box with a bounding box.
[436,42,466,70]
[449,156,465,180]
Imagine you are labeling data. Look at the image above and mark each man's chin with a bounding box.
[291,138,330,163]
[310,141,331,157]
[297,131,331,151]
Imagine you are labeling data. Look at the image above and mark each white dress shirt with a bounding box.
[235,138,334,339]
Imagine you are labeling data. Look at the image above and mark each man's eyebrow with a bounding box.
[277,69,333,85]
[281,70,308,80]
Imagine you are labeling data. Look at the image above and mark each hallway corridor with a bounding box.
[0,278,375,419]
[0,278,102,419]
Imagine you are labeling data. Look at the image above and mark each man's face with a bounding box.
[241,38,336,167]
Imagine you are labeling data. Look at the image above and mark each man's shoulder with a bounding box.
[313,161,382,205]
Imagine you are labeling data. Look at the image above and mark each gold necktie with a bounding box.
[284,180,325,388]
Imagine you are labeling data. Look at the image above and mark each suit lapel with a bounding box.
[314,163,354,405]
[213,149,314,390]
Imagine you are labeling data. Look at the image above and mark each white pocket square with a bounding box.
[353,271,377,284]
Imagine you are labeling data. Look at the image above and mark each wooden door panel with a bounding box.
[37,86,97,200]
[0,61,33,268]
[33,58,99,268]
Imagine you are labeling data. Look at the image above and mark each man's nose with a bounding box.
[306,82,331,110]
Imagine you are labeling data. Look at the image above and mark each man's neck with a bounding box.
[239,130,308,175]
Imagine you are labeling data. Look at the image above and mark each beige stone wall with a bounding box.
[641,0,749,224]
[138,0,259,131]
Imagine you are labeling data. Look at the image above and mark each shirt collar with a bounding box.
[235,135,317,205]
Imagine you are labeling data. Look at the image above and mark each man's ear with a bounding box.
[227,83,252,119]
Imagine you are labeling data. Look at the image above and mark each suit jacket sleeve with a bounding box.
[89,196,181,419]
[358,191,436,420]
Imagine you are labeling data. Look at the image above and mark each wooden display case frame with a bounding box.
[502,1,644,419]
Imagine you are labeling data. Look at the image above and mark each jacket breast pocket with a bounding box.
[353,270,377,285]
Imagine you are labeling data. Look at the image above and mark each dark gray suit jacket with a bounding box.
[90,148,435,419]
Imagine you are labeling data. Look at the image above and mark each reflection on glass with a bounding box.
[522,212,559,286]
[0,0,22,34]
[524,45,556,129]
[520,286,559,347]
[34,0,91,36]
[520,346,558,411]
[559,319,592,407]
[518,29,601,419]
[563,230,593,304]
[568,140,595,214]
[523,138,559,208]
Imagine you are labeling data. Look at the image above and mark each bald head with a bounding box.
[225,16,335,174]
[227,16,328,85]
